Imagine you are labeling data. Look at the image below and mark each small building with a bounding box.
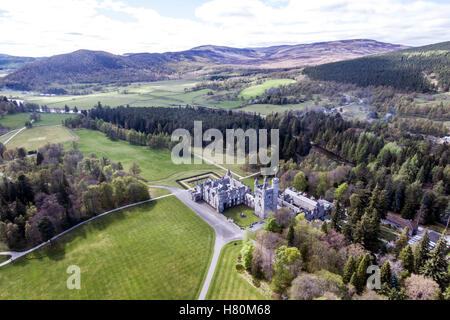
[382,213,418,236]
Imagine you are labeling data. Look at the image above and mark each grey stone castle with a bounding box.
[191,170,279,219]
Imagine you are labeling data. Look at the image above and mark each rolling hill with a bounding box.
[303,41,450,92]
[0,39,407,92]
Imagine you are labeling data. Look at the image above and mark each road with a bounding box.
[149,186,263,300]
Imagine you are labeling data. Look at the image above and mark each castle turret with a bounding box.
[272,177,279,211]
[254,178,258,192]
[226,169,232,177]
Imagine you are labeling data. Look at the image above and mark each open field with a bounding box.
[206,241,270,300]
[222,205,260,228]
[0,113,74,130]
[238,79,296,99]
[0,197,214,299]
[148,187,171,198]
[75,129,221,187]
[0,80,203,110]
[7,125,76,151]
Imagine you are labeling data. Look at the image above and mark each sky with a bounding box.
[0,0,449,57]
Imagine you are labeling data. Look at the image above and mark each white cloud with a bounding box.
[0,0,449,56]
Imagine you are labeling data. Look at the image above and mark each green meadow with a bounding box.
[238,79,296,99]
[6,125,76,151]
[0,113,74,130]
[0,197,214,299]
[206,241,270,300]
[75,129,222,187]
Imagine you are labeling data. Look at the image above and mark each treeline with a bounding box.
[303,41,450,92]
[0,142,150,250]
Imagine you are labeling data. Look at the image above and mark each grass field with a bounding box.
[0,113,74,130]
[148,187,171,198]
[222,205,260,228]
[0,197,215,299]
[0,255,10,263]
[206,241,269,300]
[75,129,222,187]
[7,125,77,151]
[238,79,296,99]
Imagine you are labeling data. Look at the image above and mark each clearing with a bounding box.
[6,125,77,151]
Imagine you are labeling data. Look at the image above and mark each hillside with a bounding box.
[303,41,450,92]
[0,39,406,92]
[0,54,38,73]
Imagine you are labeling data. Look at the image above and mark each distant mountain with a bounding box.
[0,54,39,73]
[303,41,450,92]
[0,39,408,92]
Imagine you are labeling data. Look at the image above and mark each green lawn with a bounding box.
[206,241,270,300]
[0,197,215,299]
[0,255,10,263]
[222,205,260,228]
[238,79,296,99]
[75,129,221,187]
[148,187,171,198]
[7,125,77,151]
[0,113,74,130]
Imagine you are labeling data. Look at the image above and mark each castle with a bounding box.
[191,170,279,219]
[191,170,332,222]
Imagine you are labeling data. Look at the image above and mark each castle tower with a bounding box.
[272,177,279,211]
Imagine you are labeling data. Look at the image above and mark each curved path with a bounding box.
[0,193,175,268]
[149,185,265,300]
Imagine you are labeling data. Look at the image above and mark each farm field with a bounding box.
[0,113,74,130]
[75,129,221,187]
[0,80,203,110]
[222,205,260,228]
[7,125,77,151]
[238,79,296,99]
[0,197,215,299]
[206,241,270,300]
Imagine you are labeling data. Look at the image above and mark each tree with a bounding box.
[264,217,282,233]
[37,216,55,242]
[292,171,308,192]
[334,182,348,201]
[342,256,356,284]
[353,254,370,293]
[394,227,410,256]
[380,261,392,285]
[129,162,141,175]
[330,199,345,232]
[399,245,414,273]
[36,152,44,166]
[272,245,301,293]
[420,235,448,288]
[414,230,430,272]
[287,224,294,246]
[404,274,440,300]
[241,241,254,271]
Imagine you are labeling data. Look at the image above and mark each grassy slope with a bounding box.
[0,113,74,130]
[7,125,76,151]
[206,241,269,300]
[0,197,214,299]
[75,129,221,187]
[239,79,296,99]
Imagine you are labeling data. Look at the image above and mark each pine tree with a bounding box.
[399,245,414,273]
[354,254,370,293]
[287,224,294,246]
[342,256,356,284]
[380,261,392,285]
[420,235,448,288]
[330,199,345,232]
[394,227,410,256]
[414,230,430,272]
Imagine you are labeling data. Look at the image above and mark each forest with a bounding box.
[0,142,150,250]
[303,41,450,92]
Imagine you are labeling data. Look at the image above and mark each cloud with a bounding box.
[0,0,448,56]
